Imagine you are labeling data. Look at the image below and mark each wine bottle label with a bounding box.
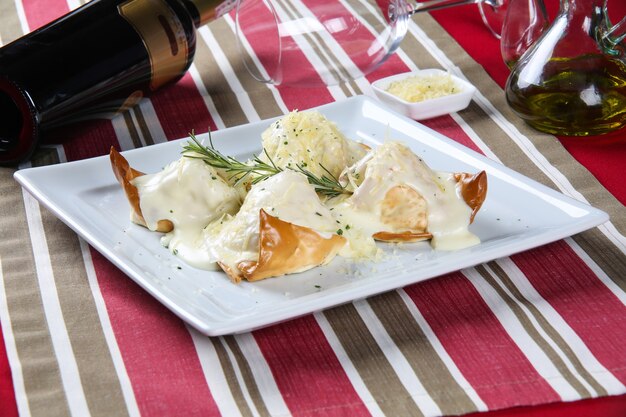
[189,0,237,26]
[118,0,190,91]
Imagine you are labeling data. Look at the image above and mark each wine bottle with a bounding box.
[0,0,235,165]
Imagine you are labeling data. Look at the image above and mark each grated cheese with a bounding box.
[386,73,460,103]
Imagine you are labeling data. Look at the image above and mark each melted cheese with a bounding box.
[203,170,341,271]
[260,110,367,178]
[330,141,480,250]
[131,156,241,268]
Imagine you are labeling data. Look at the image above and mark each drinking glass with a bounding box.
[234,0,515,87]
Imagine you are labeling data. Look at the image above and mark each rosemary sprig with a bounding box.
[183,131,280,186]
[182,131,351,197]
[295,163,349,198]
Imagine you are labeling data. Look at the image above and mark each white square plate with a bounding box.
[15,96,608,336]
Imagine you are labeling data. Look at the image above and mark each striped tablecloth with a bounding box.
[1,0,626,416]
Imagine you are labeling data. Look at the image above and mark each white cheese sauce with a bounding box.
[202,170,341,271]
[131,156,242,268]
[330,141,480,250]
[126,114,483,280]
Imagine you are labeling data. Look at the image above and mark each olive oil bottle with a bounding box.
[504,0,626,137]
[506,54,626,136]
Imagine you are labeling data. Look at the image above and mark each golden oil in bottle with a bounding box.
[505,54,626,136]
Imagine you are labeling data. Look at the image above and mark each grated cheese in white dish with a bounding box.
[385,73,461,103]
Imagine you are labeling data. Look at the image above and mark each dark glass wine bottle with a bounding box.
[0,0,235,165]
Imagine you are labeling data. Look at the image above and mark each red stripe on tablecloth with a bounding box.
[253,315,370,417]
[46,119,119,161]
[403,272,560,408]
[20,0,69,31]
[511,241,626,384]
[0,322,18,417]
[149,72,218,139]
[90,249,220,416]
[421,115,484,153]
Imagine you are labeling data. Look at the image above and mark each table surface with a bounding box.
[1,0,625,416]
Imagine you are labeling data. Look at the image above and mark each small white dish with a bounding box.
[14,96,608,336]
[372,69,476,120]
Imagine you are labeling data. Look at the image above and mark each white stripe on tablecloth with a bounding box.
[233,333,292,416]
[222,14,290,115]
[188,63,226,130]
[198,25,261,123]
[565,237,626,307]
[0,259,32,417]
[463,267,580,401]
[79,239,142,417]
[21,191,92,417]
[402,16,626,253]
[353,299,442,417]
[217,336,263,417]
[13,0,29,37]
[482,262,598,396]
[65,0,81,11]
[493,257,626,394]
[397,289,489,412]
[314,311,388,417]
[111,113,136,151]
[189,329,244,417]
[136,100,169,144]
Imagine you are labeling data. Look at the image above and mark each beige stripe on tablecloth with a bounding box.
[572,231,626,291]
[0,0,22,45]
[13,153,130,416]
[132,106,157,146]
[324,304,426,417]
[209,18,284,121]
[367,291,478,415]
[123,111,145,149]
[38,205,130,417]
[475,264,592,398]
[194,26,248,128]
[488,261,608,396]
[222,336,272,417]
[210,337,255,417]
[0,167,71,417]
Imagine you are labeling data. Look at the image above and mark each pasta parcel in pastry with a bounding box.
[331,141,487,250]
[259,110,367,178]
[203,170,346,282]
[110,148,241,268]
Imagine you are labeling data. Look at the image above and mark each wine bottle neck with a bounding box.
[185,0,236,27]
